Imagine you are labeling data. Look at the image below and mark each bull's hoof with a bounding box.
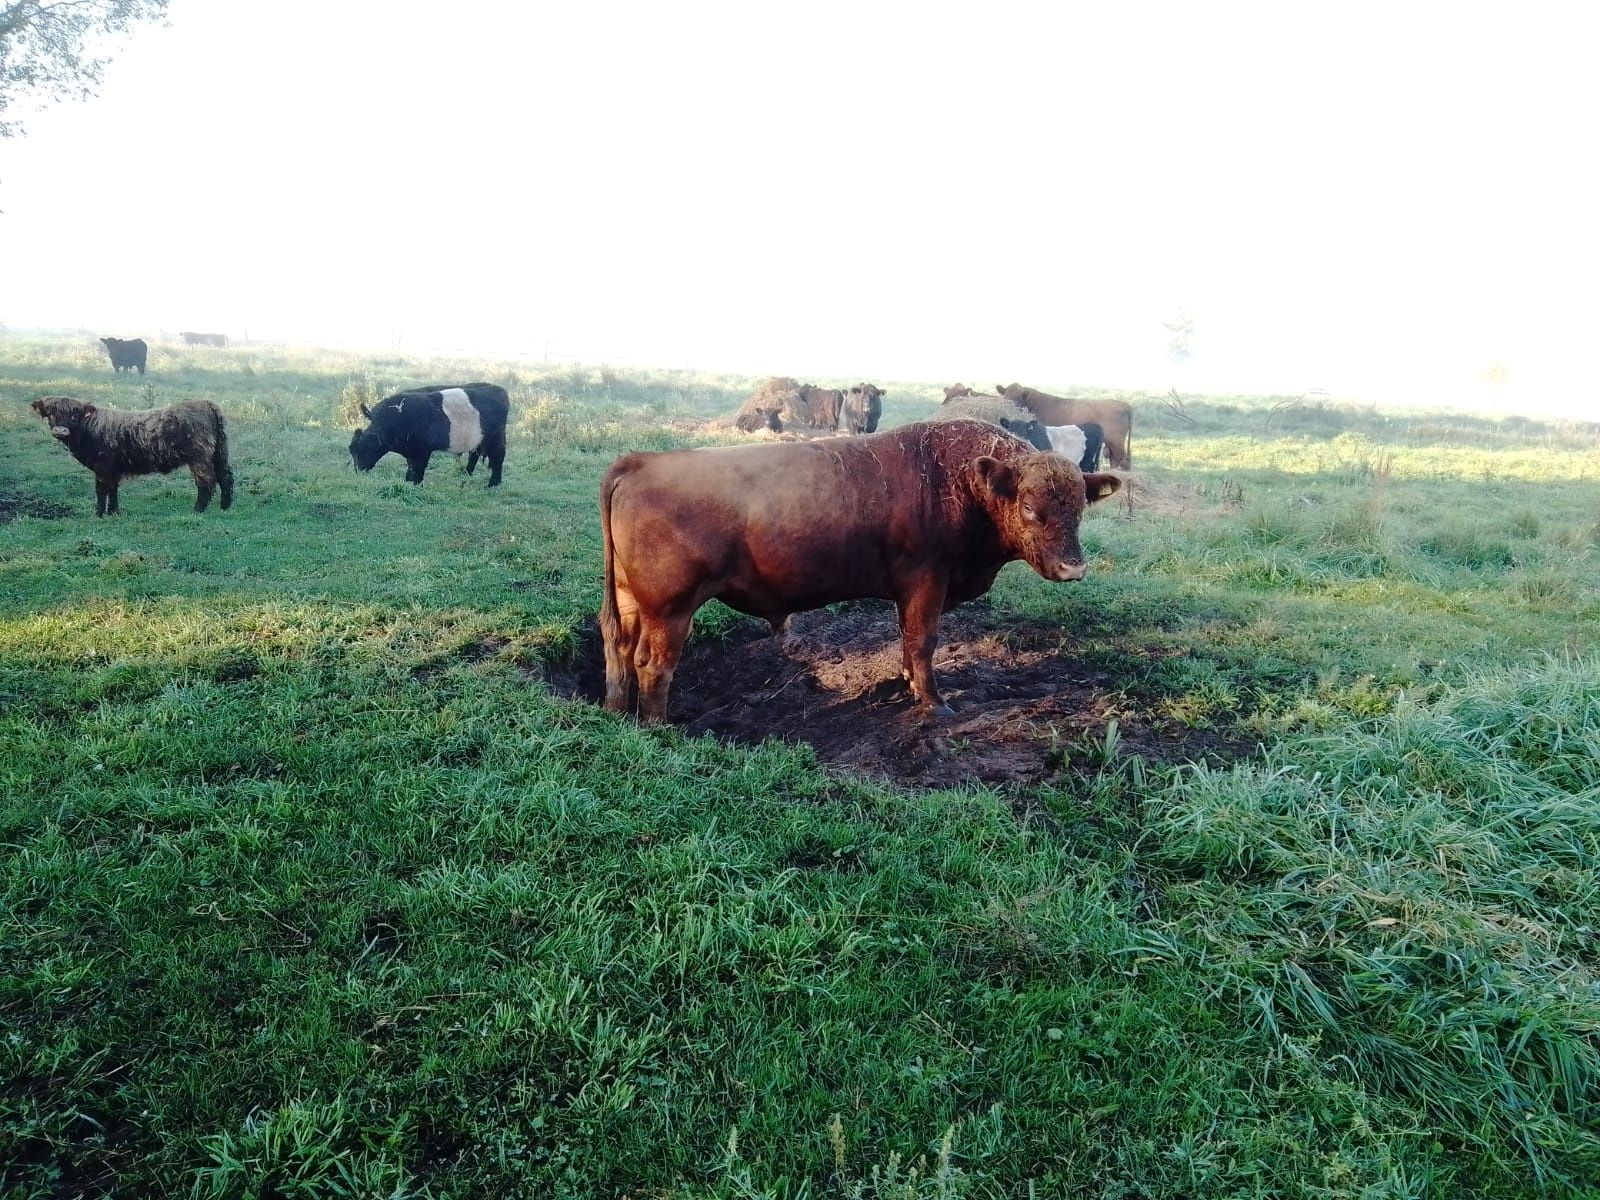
[925,702,956,721]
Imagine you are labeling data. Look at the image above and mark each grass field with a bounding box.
[2,334,1598,1198]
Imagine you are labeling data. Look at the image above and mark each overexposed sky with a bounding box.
[3,1,1597,413]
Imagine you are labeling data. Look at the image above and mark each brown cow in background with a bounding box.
[598,419,1121,722]
[998,383,1134,468]
[733,377,862,434]
[942,383,1001,403]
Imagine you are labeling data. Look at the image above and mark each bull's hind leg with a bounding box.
[190,463,217,512]
[602,586,643,714]
[483,431,506,487]
[634,608,694,724]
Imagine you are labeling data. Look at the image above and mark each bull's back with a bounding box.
[606,438,925,611]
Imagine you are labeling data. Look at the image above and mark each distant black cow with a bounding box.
[181,331,229,348]
[349,383,510,486]
[99,337,148,375]
[842,383,885,434]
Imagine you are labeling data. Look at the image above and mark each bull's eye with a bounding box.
[1022,504,1038,522]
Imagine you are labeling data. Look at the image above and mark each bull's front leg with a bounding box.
[895,576,952,717]
[405,454,429,484]
[94,475,112,517]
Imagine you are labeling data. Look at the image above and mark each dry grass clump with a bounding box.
[732,376,802,432]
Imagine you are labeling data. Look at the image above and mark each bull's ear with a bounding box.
[359,403,372,419]
[975,455,1017,498]
[82,403,96,416]
[30,399,46,415]
[1083,473,1122,504]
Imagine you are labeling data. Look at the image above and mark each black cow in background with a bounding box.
[842,383,885,434]
[181,331,229,348]
[998,416,1051,451]
[349,383,510,486]
[99,337,148,374]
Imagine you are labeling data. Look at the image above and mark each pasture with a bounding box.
[2,334,1598,1198]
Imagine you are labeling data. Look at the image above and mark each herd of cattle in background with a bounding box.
[28,334,1139,719]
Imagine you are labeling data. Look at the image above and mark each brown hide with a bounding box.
[998,383,1134,468]
[30,396,234,516]
[598,419,1121,722]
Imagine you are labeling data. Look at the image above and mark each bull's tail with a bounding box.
[1123,414,1133,469]
[212,403,235,509]
[599,467,622,650]
[598,459,638,710]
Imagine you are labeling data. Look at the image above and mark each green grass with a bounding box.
[2,334,1598,1197]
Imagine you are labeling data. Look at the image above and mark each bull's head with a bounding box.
[31,396,95,442]
[348,425,387,472]
[975,452,1120,582]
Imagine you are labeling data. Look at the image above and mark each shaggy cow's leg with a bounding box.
[406,455,429,484]
[94,475,111,517]
[634,610,693,724]
[768,614,791,643]
[191,464,216,512]
[465,449,481,475]
[105,478,120,516]
[896,580,952,717]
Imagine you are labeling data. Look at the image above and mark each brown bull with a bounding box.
[998,383,1134,469]
[598,419,1121,723]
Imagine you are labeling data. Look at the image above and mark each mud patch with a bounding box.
[547,602,1250,790]
[0,489,74,523]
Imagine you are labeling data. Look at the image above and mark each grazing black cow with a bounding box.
[99,337,148,375]
[181,331,229,348]
[842,383,885,434]
[349,383,510,486]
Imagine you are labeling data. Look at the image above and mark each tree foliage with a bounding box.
[0,0,167,136]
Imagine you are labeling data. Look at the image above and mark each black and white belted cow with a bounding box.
[348,383,510,486]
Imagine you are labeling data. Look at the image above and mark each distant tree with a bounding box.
[1163,311,1194,365]
[0,0,167,137]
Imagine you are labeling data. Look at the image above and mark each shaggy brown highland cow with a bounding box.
[30,396,235,516]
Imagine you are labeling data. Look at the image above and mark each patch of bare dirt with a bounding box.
[0,489,74,523]
[546,602,1249,790]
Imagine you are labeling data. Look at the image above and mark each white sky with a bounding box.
[3,1,1598,415]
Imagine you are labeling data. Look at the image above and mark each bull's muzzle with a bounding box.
[51,425,72,440]
[1053,561,1088,582]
